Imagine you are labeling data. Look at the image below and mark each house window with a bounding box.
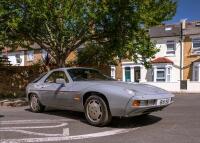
[156,68,165,82]
[27,51,34,61]
[42,49,48,59]
[166,40,175,55]
[194,67,199,81]
[193,63,200,81]
[154,66,171,82]
[110,66,116,79]
[166,67,171,82]
[15,54,22,64]
[192,38,200,54]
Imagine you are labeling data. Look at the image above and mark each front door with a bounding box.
[125,67,131,82]
[134,67,141,82]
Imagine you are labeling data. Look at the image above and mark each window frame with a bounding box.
[156,67,166,82]
[15,54,22,64]
[27,50,34,61]
[42,49,48,59]
[44,71,69,84]
[166,67,171,82]
[153,65,172,82]
[192,38,200,54]
[166,40,175,55]
[110,66,116,79]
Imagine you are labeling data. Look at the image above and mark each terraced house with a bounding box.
[112,23,182,83]
[183,21,200,82]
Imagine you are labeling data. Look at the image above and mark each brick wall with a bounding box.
[183,36,200,80]
[0,66,48,98]
[24,49,43,66]
[115,62,123,80]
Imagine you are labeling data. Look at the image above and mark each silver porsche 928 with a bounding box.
[26,67,174,126]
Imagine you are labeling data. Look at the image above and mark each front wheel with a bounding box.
[30,94,45,113]
[84,95,112,126]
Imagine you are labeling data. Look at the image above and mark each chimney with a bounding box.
[181,19,187,29]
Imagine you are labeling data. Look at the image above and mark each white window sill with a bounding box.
[165,54,175,57]
[190,53,200,56]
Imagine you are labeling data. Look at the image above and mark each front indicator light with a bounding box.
[132,100,140,107]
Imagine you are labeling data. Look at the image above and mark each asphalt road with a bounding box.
[1,94,200,143]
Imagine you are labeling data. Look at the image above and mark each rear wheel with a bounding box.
[84,95,112,126]
[30,94,45,113]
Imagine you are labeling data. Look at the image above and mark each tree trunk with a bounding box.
[57,58,65,68]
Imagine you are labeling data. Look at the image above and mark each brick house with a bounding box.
[183,21,200,82]
[0,43,76,66]
[1,43,47,66]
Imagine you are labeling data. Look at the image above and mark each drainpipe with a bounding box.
[180,21,183,81]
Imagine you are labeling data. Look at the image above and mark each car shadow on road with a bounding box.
[25,108,162,129]
[0,115,4,118]
[109,115,162,128]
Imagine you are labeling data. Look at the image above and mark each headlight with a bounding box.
[132,100,140,107]
[126,89,135,95]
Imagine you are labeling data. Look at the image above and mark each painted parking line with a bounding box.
[0,119,70,141]
[0,129,66,137]
[0,119,73,125]
[1,128,140,143]
[0,123,68,130]
[0,119,140,143]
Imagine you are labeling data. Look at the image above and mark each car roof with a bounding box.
[50,67,96,72]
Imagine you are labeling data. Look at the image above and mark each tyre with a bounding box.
[29,94,45,113]
[84,95,112,126]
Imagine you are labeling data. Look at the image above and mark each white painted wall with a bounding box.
[152,37,181,82]
[144,82,180,92]
[143,81,200,93]
[3,51,25,66]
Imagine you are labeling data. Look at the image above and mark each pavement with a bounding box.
[0,98,27,107]
[0,94,200,143]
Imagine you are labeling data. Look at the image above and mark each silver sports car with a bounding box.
[26,67,174,126]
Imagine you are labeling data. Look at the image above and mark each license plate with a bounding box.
[157,98,170,105]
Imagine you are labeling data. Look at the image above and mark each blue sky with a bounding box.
[166,0,200,24]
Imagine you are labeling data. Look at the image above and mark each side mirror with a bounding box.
[56,78,66,86]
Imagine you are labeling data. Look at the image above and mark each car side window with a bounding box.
[45,71,69,83]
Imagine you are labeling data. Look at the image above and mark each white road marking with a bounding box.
[0,127,140,143]
[0,119,73,125]
[63,128,69,136]
[0,123,68,130]
[0,129,64,137]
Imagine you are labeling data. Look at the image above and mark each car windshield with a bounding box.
[31,72,47,83]
[67,68,114,81]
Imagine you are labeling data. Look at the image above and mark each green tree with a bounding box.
[0,0,176,67]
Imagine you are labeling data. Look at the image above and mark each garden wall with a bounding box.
[0,65,48,98]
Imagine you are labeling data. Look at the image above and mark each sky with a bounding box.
[166,0,200,24]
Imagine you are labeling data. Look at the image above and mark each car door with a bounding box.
[38,71,61,107]
[38,71,70,107]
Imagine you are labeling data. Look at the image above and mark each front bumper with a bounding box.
[124,95,174,117]
[124,104,170,117]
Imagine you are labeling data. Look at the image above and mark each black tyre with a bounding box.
[29,94,45,113]
[84,95,112,126]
